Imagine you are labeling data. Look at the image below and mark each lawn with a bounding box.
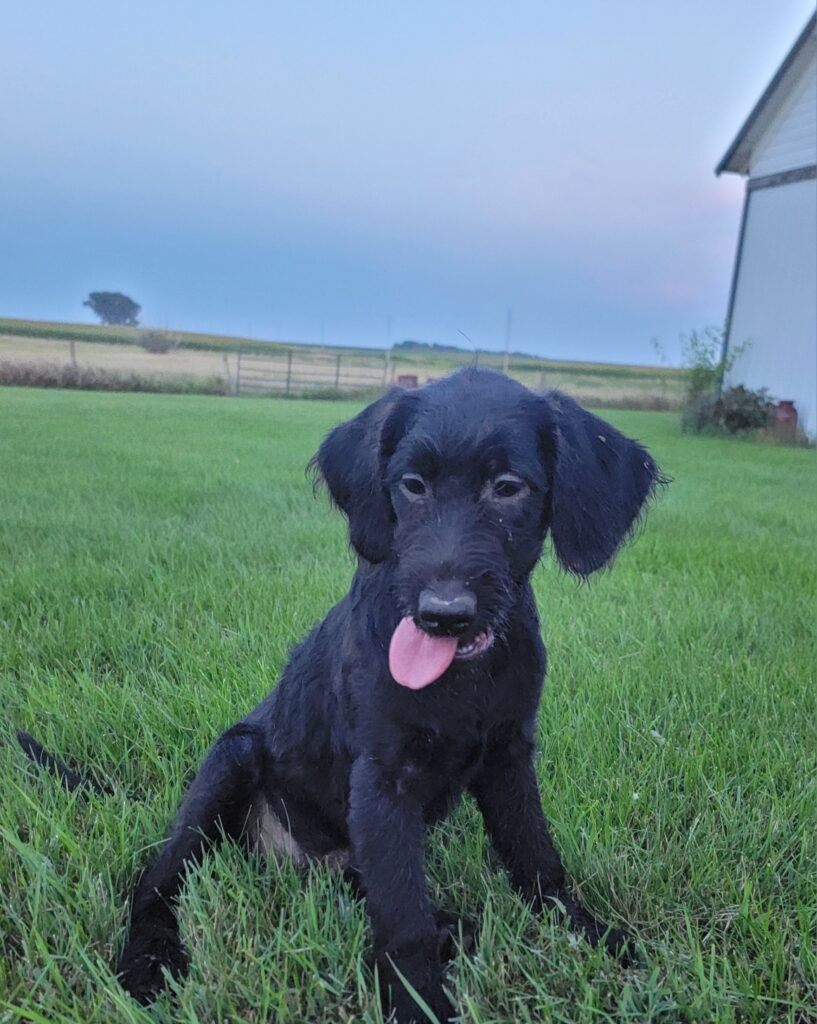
[1,387,815,1024]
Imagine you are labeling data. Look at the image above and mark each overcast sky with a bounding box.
[1,1,814,364]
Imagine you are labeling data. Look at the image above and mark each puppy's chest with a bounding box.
[392,728,486,814]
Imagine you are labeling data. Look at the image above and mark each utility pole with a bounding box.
[503,307,512,374]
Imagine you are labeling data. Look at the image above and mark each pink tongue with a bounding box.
[389,617,459,689]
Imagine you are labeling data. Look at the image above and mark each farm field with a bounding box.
[1,387,815,1023]
[0,318,685,407]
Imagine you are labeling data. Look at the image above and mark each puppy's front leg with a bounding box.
[470,723,632,959]
[348,757,455,1024]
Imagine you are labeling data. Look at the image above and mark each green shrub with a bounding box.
[716,384,773,433]
[681,390,720,434]
[679,325,743,400]
[677,326,773,437]
[682,384,773,436]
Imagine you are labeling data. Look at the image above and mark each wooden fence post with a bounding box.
[69,338,77,368]
[286,350,293,395]
[383,350,390,385]
[334,352,342,389]
[236,349,242,395]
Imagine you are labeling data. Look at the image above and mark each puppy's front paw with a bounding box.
[388,982,456,1024]
[557,892,637,965]
[116,921,189,1004]
[599,923,638,965]
[377,938,457,1023]
[435,909,478,962]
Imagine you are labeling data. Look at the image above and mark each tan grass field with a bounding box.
[0,334,232,381]
[0,327,685,407]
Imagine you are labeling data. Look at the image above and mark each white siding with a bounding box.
[750,52,817,177]
[727,177,817,436]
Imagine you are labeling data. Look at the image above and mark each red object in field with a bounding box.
[397,374,419,388]
[772,400,798,439]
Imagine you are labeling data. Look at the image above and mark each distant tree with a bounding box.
[83,291,141,326]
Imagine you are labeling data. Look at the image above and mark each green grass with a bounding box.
[1,388,815,1023]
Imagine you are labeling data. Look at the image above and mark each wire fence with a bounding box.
[234,348,393,396]
[0,331,686,408]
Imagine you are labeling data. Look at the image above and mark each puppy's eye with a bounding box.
[492,475,526,499]
[400,474,427,498]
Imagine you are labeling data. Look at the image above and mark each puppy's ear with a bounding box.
[311,388,419,563]
[541,391,661,576]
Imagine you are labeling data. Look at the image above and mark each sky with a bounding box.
[1,2,814,365]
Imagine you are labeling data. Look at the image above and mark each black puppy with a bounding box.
[25,369,661,1022]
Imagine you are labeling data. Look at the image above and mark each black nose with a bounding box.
[417,586,476,637]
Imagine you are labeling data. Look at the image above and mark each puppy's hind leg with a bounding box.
[117,723,267,1004]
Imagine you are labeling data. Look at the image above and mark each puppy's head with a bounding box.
[313,369,661,687]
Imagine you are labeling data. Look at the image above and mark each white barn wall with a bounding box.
[727,177,817,437]
[751,52,817,177]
